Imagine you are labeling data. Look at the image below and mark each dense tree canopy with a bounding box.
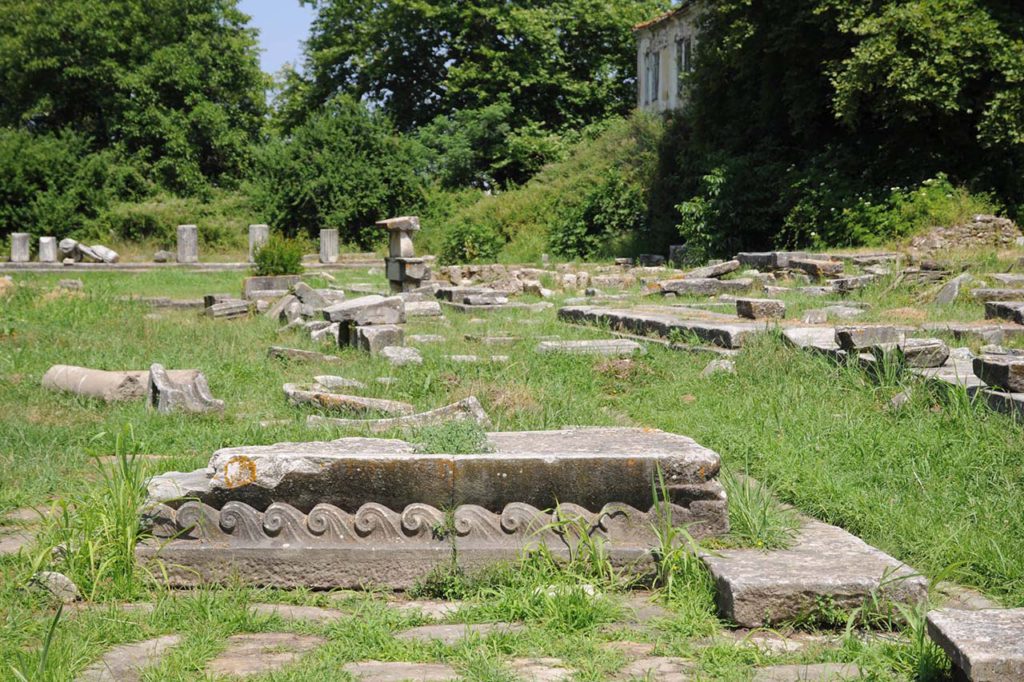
[0,0,267,193]
[656,0,1024,256]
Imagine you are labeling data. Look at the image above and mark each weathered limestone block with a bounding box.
[701,520,927,627]
[659,278,754,296]
[205,300,251,319]
[559,305,765,349]
[282,383,413,416]
[244,275,301,301]
[405,300,443,317]
[737,252,808,270]
[790,258,843,279]
[536,339,643,357]
[78,635,182,682]
[382,345,423,366]
[324,295,405,325]
[38,237,57,263]
[148,364,224,415]
[834,325,906,351]
[935,273,973,304]
[42,365,199,402]
[248,224,269,263]
[202,293,232,308]
[307,396,488,434]
[927,608,1024,682]
[893,338,951,368]
[377,216,420,258]
[176,225,198,264]
[292,282,327,311]
[973,356,1024,392]
[985,301,1024,325]
[352,324,404,354]
[832,275,876,293]
[971,288,1024,303]
[205,633,325,678]
[736,298,785,320]
[9,233,30,262]
[685,260,740,279]
[319,229,339,264]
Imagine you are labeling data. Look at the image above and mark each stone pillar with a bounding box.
[319,229,339,264]
[377,217,424,293]
[38,237,57,263]
[248,225,269,263]
[176,225,199,264]
[10,233,30,263]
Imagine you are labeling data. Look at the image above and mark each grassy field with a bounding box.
[1,264,1022,680]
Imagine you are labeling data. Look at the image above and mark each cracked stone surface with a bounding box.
[601,641,657,658]
[395,623,525,645]
[751,663,862,681]
[77,634,181,682]
[251,603,347,623]
[392,600,464,621]
[509,658,573,681]
[205,632,325,677]
[616,656,694,681]
[927,608,1024,681]
[342,662,460,681]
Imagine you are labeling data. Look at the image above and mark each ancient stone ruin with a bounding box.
[139,427,728,589]
[379,215,429,293]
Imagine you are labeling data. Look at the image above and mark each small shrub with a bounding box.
[439,220,504,264]
[253,235,305,276]
[413,421,492,454]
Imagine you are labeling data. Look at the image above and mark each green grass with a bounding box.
[1,265,1022,679]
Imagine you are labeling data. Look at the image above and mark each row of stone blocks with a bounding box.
[8,233,58,262]
[324,294,407,353]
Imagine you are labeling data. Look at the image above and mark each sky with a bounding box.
[237,0,316,75]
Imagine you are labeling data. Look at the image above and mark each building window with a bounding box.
[644,50,661,105]
[677,36,693,77]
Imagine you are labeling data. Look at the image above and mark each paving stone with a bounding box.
[283,383,413,415]
[307,396,491,435]
[406,301,444,317]
[659,277,754,296]
[392,600,465,621]
[395,623,525,645]
[751,663,861,681]
[701,359,736,377]
[834,325,905,351]
[408,334,446,344]
[701,520,927,627]
[736,298,786,320]
[205,632,325,677]
[76,634,182,682]
[0,530,33,555]
[616,656,694,681]
[710,630,838,654]
[342,661,460,681]
[251,603,347,623]
[509,658,573,681]
[790,258,844,278]
[927,608,1024,681]
[536,339,644,356]
[601,641,656,657]
[620,593,673,624]
[313,375,367,390]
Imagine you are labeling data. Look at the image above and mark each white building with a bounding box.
[633,3,699,113]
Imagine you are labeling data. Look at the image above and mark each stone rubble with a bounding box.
[148,363,224,415]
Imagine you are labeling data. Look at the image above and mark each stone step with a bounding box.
[926,608,1024,681]
[700,520,927,628]
[76,634,181,682]
[205,632,325,678]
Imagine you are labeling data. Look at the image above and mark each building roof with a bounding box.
[632,2,694,33]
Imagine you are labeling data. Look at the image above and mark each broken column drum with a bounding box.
[379,216,429,293]
[319,229,339,264]
[9,233,30,263]
[137,428,729,589]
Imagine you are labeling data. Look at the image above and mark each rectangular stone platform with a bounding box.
[701,520,927,627]
[138,428,729,589]
[559,306,769,349]
[927,608,1024,681]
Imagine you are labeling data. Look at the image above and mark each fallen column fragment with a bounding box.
[42,365,200,402]
[148,363,224,415]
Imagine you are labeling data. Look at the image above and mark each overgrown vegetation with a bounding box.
[252,235,306,277]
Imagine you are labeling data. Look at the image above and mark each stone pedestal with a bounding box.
[177,225,199,264]
[9,233,29,262]
[377,217,424,292]
[248,225,269,263]
[38,237,57,263]
[319,229,339,264]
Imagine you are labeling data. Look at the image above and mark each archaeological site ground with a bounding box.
[2,216,1024,682]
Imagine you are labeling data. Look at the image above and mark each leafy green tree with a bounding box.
[0,0,267,193]
[294,0,668,185]
[249,95,425,247]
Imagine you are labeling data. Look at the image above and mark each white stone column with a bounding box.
[9,233,30,262]
[319,229,339,264]
[38,236,57,263]
[176,225,199,264]
[248,224,269,263]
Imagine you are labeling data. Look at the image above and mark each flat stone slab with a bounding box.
[536,339,644,356]
[927,608,1024,681]
[283,384,414,416]
[251,603,346,623]
[267,346,341,363]
[751,663,861,681]
[701,520,927,627]
[984,301,1024,324]
[616,656,694,681]
[974,356,1024,392]
[559,306,768,349]
[77,634,182,681]
[392,600,464,621]
[395,623,524,645]
[0,530,33,556]
[659,277,754,296]
[509,658,573,681]
[342,662,460,681]
[306,396,490,434]
[205,632,325,677]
